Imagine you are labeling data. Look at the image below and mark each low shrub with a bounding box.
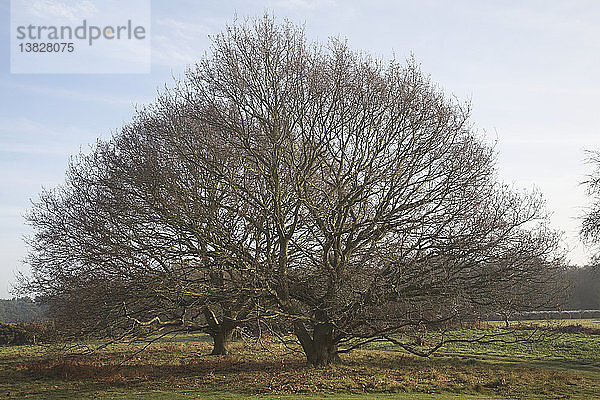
[0,321,56,345]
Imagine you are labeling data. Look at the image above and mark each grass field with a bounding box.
[487,318,600,329]
[1,320,599,399]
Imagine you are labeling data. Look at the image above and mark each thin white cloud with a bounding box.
[0,205,26,216]
[28,0,98,23]
[2,81,151,106]
[0,117,98,156]
[270,0,336,10]
[155,17,212,38]
[153,35,200,67]
[0,142,79,156]
[497,4,599,43]
[152,17,216,68]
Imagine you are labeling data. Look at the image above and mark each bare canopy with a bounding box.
[22,16,564,366]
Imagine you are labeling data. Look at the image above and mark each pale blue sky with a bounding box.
[1,0,600,298]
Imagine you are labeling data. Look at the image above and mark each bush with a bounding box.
[0,321,56,345]
[0,323,29,345]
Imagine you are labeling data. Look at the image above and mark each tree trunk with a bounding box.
[312,321,340,365]
[209,324,234,355]
[294,320,340,366]
[203,305,235,355]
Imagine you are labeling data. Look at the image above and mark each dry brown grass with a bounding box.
[0,329,598,399]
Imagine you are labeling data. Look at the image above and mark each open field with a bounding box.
[1,320,599,399]
[487,318,600,329]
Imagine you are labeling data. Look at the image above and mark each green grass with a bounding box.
[1,320,599,399]
[487,318,600,329]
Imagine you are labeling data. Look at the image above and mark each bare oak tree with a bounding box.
[23,15,564,365]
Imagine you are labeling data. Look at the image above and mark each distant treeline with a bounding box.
[0,267,597,325]
[0,297,46,323]
[563,266,600,310]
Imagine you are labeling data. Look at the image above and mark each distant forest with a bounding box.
[0,267,597,323]
[564,266,600,310]
[0,297,46,323]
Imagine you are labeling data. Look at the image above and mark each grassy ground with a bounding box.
[0,320,599,399]
[487,318,600,329]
